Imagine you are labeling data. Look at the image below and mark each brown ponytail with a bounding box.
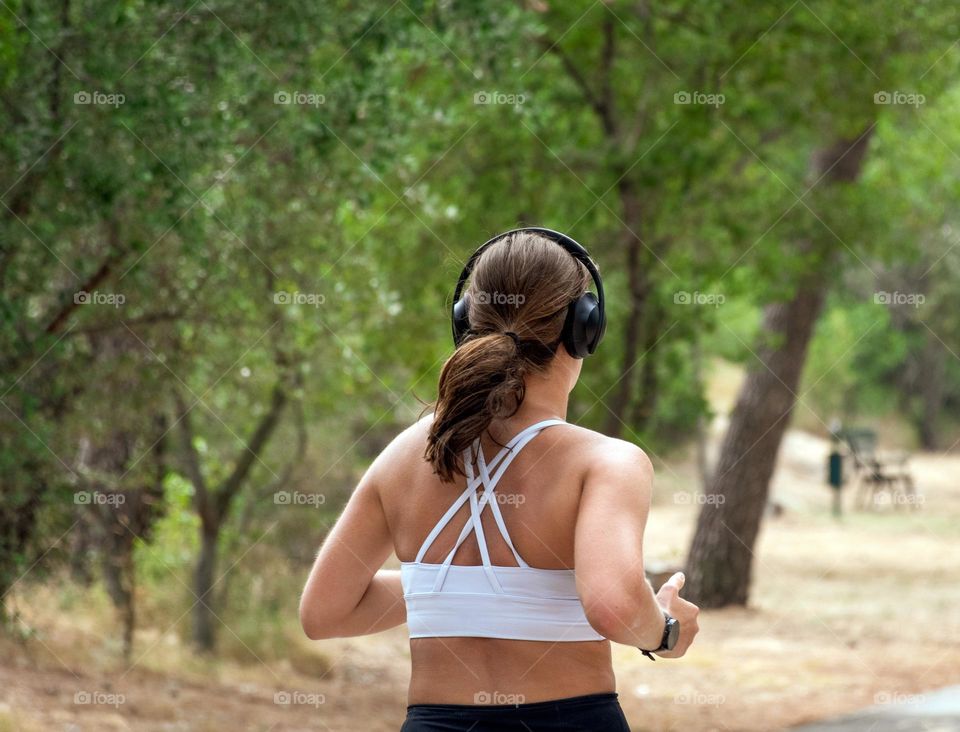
[424,231,591,482]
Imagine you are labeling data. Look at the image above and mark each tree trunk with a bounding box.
[192,523,220,653]
[101,546,136,660]
[630,299,663,430]
[176,382,287,653]
[684,127,874,608]
[684,282,827,606]
[544,29,665,437]
[692,337,712,491]
[68,510,96,586]
[915,336,945,450]
[0,463,43,626]
[605,178,652,436]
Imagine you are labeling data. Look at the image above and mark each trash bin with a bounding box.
[827,449,844,517]
[828,450,843,489]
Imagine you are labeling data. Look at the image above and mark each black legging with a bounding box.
[400,692,630,731]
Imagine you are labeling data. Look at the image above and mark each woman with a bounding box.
[300,228,700,731]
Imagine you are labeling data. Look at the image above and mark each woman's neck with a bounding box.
[517,388,569,422]
[490,372,572,437]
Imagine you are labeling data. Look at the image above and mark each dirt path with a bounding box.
[789,684,960,731]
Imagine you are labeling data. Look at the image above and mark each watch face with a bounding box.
[665,618,680,650]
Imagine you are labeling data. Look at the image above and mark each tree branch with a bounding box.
[44,219,125,335]
[600,12,616,124]
[542,38,617,136]
[212,382,288,521]
[64,310,185,337]
[174,390,212,525]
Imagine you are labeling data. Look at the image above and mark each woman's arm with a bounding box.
[575,439,699,654]
[299,441,406,640]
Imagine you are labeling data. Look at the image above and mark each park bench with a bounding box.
[835,427,918,511]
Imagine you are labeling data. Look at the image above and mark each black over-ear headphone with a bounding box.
[451,227,606,359]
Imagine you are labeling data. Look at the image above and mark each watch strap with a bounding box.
[639,610,673,661]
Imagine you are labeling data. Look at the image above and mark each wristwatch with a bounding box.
[639,611,680,661]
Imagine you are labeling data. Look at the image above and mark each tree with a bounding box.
[684,2,959,607]
[687,130,873,606]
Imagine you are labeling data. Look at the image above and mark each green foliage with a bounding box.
[804,299,906,418]
[2,0,959,647]
[136,473,199,586]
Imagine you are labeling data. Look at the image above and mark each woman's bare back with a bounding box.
[379,414,616,704]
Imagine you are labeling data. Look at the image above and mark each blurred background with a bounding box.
[1,2,959,730]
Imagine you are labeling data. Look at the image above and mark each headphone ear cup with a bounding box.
[594,299,607,348]
[562,292,602,359]
[451,293,471,346]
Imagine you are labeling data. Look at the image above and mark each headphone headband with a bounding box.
[450,226,606,357]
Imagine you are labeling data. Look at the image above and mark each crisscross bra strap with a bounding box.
[414,419,566,593]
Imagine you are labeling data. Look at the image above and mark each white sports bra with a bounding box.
[401,418,605,642]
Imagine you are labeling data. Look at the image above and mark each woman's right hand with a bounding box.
[652,571,700,658]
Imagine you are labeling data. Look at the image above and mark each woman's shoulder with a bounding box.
[552,423,654,480]
[554,422,651,458]
[373,412,435,462]
[367,414,651,485]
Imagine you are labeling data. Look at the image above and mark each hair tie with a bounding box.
[503,331,521,346]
